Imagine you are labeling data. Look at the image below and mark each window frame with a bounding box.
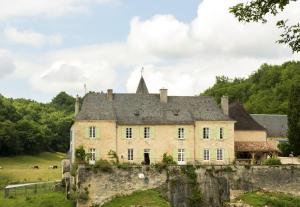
[203,148,210,161]
[127,148,133,161]
[126,127,132,139]
[219,127,224,139]
[177,149,185,162]
[89,126,96,138]
[89,148,96,161]
[178,128,185,139]
[144,127,150,139]
[217,148,223,161]
[203,127,210,139]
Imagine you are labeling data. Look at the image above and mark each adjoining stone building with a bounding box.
[229,103,279,164]
[70,76,236,165]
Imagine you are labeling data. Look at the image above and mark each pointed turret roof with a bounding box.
[136,76,149,94]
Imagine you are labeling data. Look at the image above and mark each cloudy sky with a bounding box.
[0,0,299,102]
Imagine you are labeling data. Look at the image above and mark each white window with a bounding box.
[89,126,96,138]
[128,148,133,161]
[217,148,223,161]
[178,128,184,139]
[219,128,224,139]
[126,128,132,139]
[89,148,96,161]
[203,127,209,139]
[178,149,185,162]
[204,149,210,161]
[144,127,150,139]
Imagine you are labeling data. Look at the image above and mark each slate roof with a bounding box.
[229,102,265,131]
[136,76,149,94]
[251,114,288,138]
[235,141,279,152]
[76,77,231,124]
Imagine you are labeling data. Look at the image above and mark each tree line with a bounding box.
[0,92,75,156]
[203,61,300,155]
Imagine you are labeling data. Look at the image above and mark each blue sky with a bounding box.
[0,0,299,102]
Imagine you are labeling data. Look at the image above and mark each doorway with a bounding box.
[144,149,150,165]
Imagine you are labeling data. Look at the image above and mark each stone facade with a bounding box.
[71,120,235,165]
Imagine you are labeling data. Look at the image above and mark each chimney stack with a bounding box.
[75,95,80,116]
[160,88,168,103]
[107,89,113,101]
[221,95,229,116]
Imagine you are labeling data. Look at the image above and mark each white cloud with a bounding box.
[4,27,63,47]
[9,0,300,99]
[0,50,15,78]
[0,0,118,20]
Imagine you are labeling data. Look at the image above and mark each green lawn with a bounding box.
[0,152,65,189]
[238,191,300,207]
[102,189,170,207]
[0,191,74,207]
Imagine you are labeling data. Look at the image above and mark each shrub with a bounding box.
[264,157,282,165]
[93,159,113,173]
[75,146,87,163]
[108,150,119,164]
[278,142,291,156]
[162,153,176,165]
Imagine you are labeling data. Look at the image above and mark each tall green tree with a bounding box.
[230,0,300,53]
[287,83,300,155]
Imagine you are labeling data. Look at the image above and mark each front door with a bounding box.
[144,149,150,165]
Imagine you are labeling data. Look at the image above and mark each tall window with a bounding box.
[178,149,185,162]
[204,149,210,161]
[89,126,96,138]
[203,127,209,139]
[217,148,223,161]
[126,128,132,139]
[219,128,224,139]
[144,127,150,139]
[128,148,133,160]
[178,128,184,139]
[89,148,96,161]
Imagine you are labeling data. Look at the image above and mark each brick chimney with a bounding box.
[221,96,229,116]
[75,95,80,116]
[160,88,168,103]
[107,89,113,101]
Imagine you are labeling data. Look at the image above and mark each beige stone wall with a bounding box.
[72,120,235,165]
[234,130,267,142]
[195,121,235,165]
[117,124,195,164]
[72,120,117,162]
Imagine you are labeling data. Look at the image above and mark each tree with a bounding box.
[230,0,300,53]
[287,83,300,155]
[51,91,75,113]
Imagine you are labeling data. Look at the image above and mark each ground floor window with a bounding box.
[128,148,133,161]
[217,148,223,161]
[89,148,96,161]
[178,149,185,162]
[204,149,210,161]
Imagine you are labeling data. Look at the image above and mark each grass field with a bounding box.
[238,191,300,207]
[0,191,74,207]
[0,152,65,189]
[102,189,170,207]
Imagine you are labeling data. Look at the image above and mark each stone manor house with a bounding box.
[70,76,279,165]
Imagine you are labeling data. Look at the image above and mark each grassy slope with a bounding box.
[238,191,300,207]
[0,152,65,188]
[0,191,73,207]
[102,189,170,207]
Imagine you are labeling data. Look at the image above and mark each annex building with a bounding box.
[70,76,278,165]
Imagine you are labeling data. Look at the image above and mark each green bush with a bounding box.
[162,153,176,165]
[264,157,282,165]
[93,159,113,173]
[75,146,87,163]
[108,150,119,164]
[278,142,291,156]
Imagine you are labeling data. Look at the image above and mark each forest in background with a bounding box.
[1,61,300,156]
[202,61,300,114]
[0,92,75,156]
